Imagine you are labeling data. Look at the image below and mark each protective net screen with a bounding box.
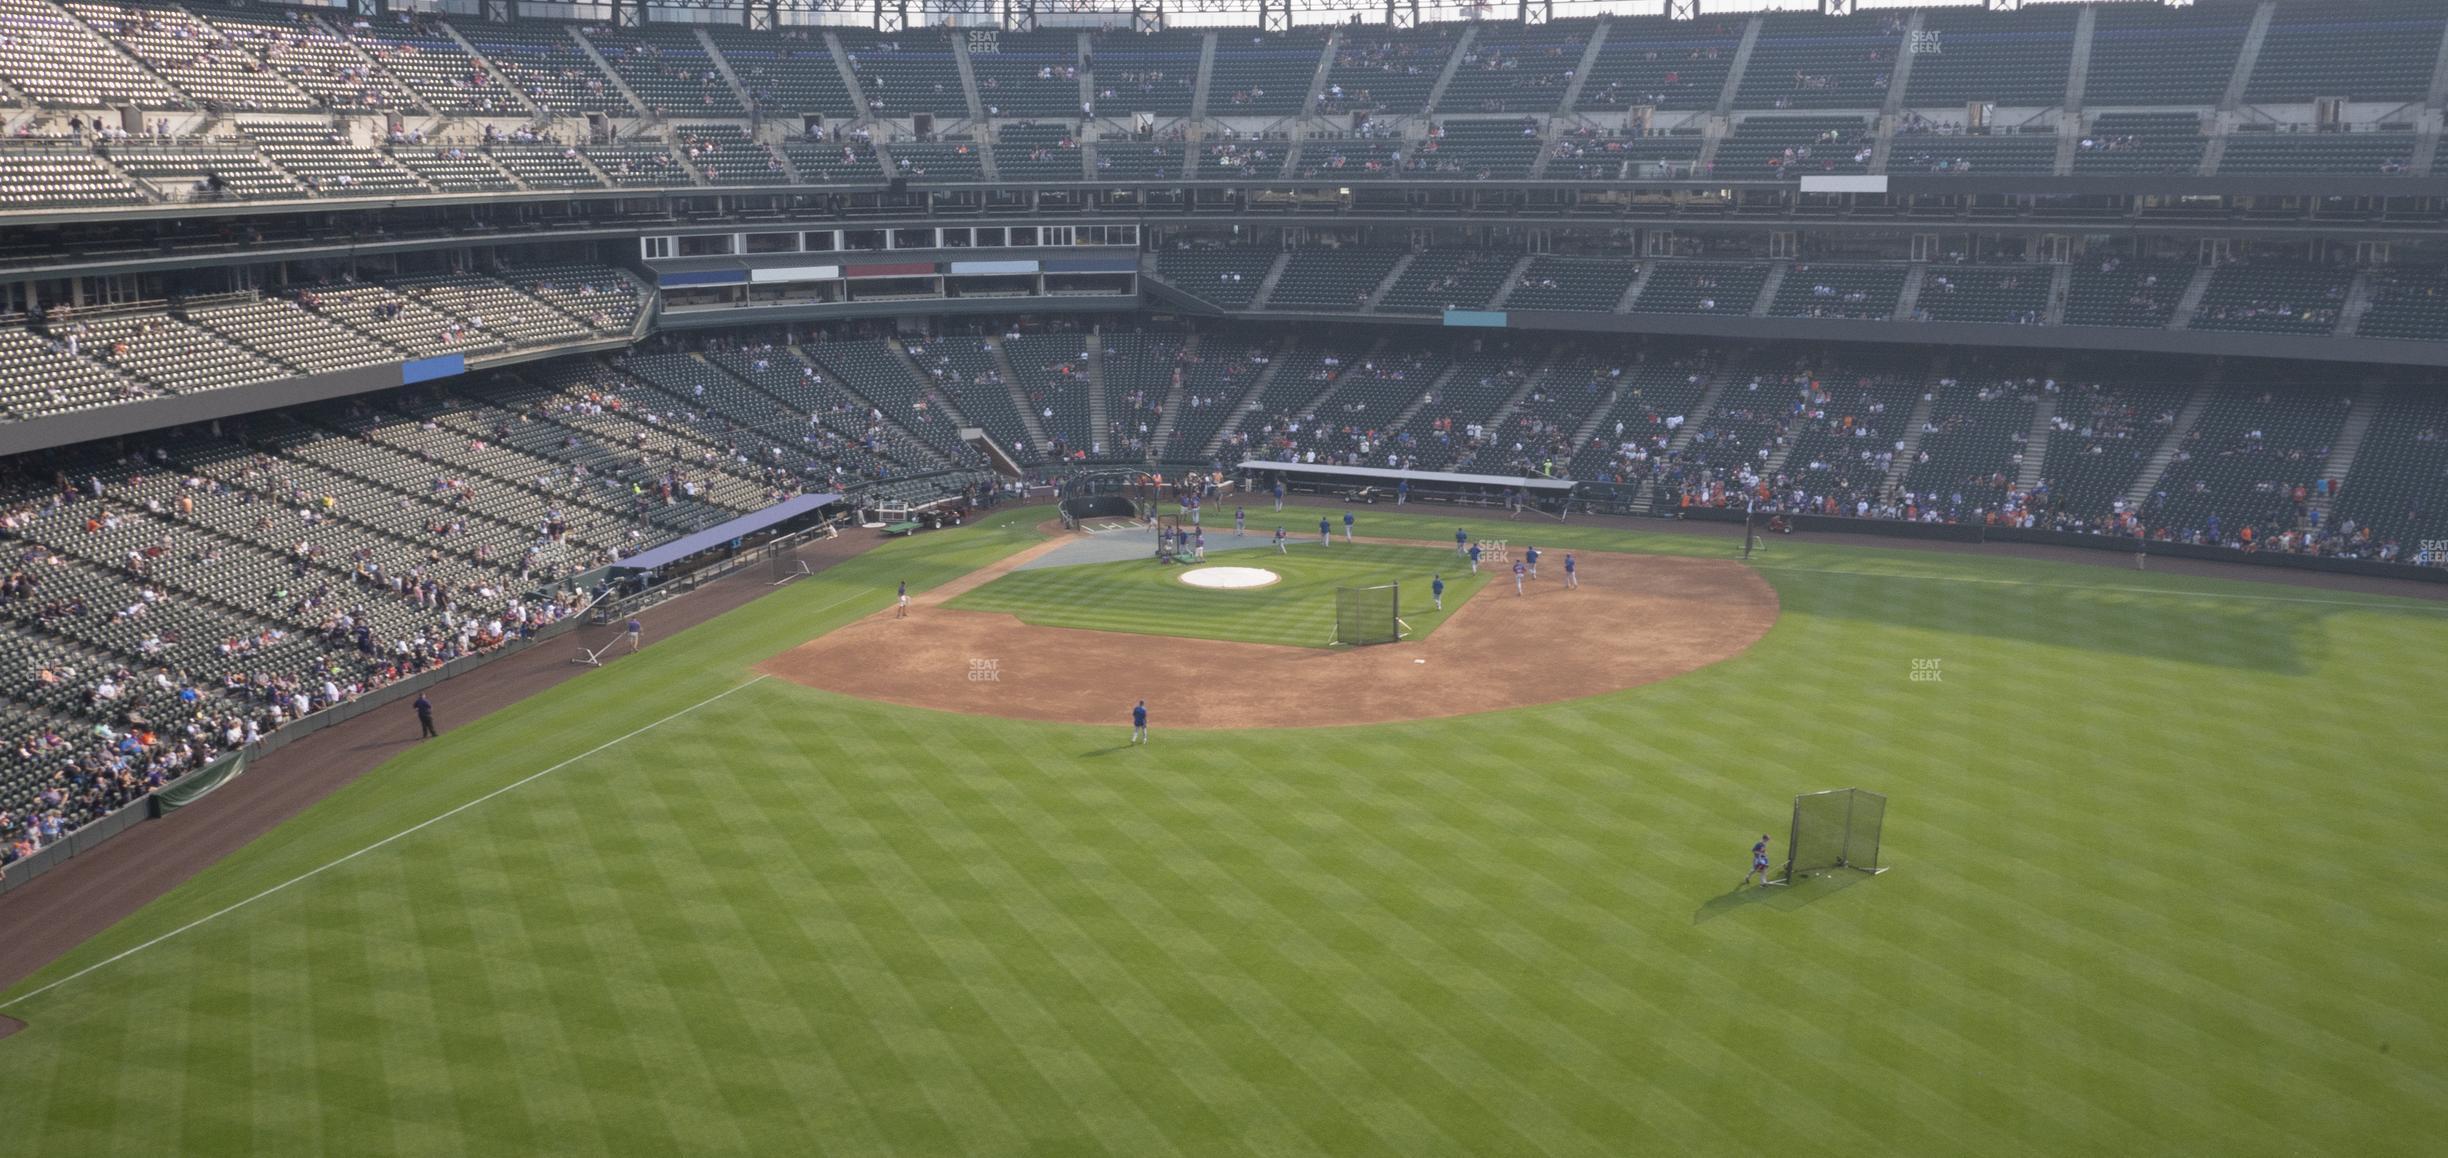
[1787,789,1855,876]
[1334,584,1400,645]
[1787,788,1887,876]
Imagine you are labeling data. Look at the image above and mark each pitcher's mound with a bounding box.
[762,549,1778,729]
[1179,566,1280,589]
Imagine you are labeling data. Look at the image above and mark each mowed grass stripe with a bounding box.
[0,504,2441,1156]
[952,543,1491,648]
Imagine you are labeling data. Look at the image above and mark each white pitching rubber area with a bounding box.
[1178,566,1281,590]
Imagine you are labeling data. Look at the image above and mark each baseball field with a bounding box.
[0,502,2441,1157]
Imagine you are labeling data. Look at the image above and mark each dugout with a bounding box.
[1237,461,1578,517]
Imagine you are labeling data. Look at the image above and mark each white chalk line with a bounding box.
[4,674,776,1009]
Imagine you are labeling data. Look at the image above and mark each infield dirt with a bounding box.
[761,537,1780,728]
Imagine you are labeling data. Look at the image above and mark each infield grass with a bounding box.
[949,542,1491,647]
[1,502,2443,1157]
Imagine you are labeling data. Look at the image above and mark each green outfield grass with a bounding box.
[948,543,1491,647]
[2,503,2444,1157]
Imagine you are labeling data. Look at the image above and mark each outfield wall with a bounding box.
[1673,508,2448,585]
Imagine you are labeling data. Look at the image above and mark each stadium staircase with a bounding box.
[824,31,874,119]
[1564,378,1621,456]
[1247,252,1293,311]
[1146,334,1193,462]
[1878,363,1947,502]
[1715,16,1763,117]
[693,28,758,112]
[2414,119,2443,178]
[1382,361,1463,440]
[986,338,1053,456]
[1420,24,1478,116]
[2303,380,2385,531]
[1749,263,1787,318]
[1190,33,1216,119]
[569,27,654,120]
[1202,339,1289,460]
[1556,17,1610,115]
[1083,330,1113,456]
[1882,12,1925,118]
[886,338,982,433]
[2016,388,2060,492]
[1302,28,1343,118]
[2124,377,2219,511]
[1362,252,1419,311]
[1076,31,1096,117]
[2341,270,2379,335]
[2431,25,2448,111]
[438,20,541,115]
[2065,5,2097,114]
[2054,116,2080,175]
[53,0,203,110]
[951,31,990,124]
[2046,265,2072,324]
[1633,365,1740,513]
[1893,266,1926,322]
[2170,265,2216,329]
[1486,255,1538,310]
[1479,349,1561,438]
[2221,1,2277,113]
[1615,263,1655,314]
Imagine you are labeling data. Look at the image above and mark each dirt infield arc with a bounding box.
[762,538,1780,728]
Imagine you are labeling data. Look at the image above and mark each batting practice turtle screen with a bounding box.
[1335,584,1400,646]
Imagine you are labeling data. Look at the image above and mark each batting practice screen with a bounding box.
[1333,584,1401,646]
[1784,788,1887,879]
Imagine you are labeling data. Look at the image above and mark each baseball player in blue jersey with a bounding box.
[1193,529,1206,562]
[896,579,909,618]
[1319,515,1331,546]
[1525,544,1541,579]
[1563,552,1577,589]
[1455,527,1469,557]
[1743,834,1773,887]
[1132,699,1149,745]
[1431,573,1445,611]
[1234,505,1246,536]
[1467,541,1482,574]
[1273,480,1285,511]
[1343,509,1355,542]
[1274,526,1288,554]
[1512,559,1526,596]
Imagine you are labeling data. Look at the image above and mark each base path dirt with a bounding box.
[762,544,1779,728]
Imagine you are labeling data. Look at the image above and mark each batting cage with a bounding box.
[1331,584,1405,646]
[1781,787,1888,882]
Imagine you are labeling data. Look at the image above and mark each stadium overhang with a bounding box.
[1236,461,1576,493]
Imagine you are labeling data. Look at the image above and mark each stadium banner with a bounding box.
[656,269,750,288]
[748,265,840,283]
[152,752,245,815]
[400,354,466,385]
[948,260,1038,276]
[1041,256,1138,273]
[844,261,936,278]
[1443,309,1508,328]
[1799,175,1888,194]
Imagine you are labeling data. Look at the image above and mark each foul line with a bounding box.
[3,674,775,1010]
[1746,563,2448,611]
